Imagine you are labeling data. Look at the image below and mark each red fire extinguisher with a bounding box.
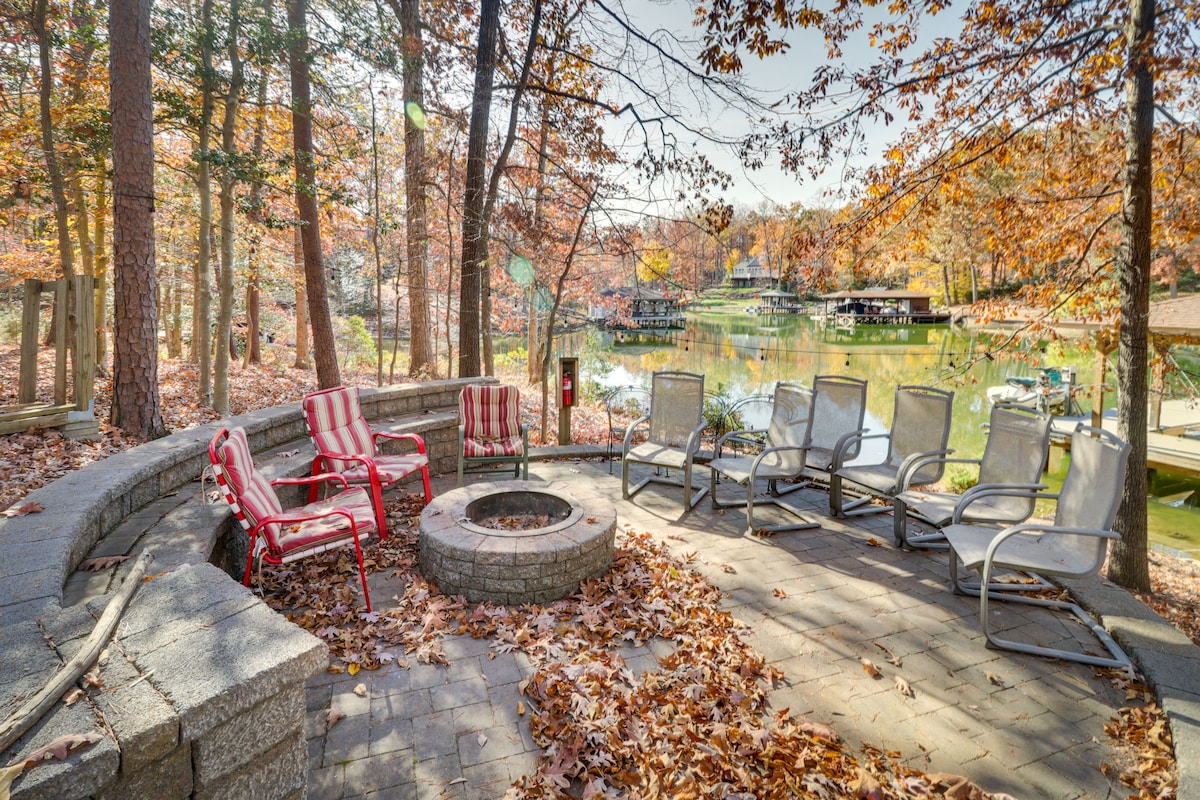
[562,373,573,406]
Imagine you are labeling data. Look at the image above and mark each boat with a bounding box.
[986,367,1076,414]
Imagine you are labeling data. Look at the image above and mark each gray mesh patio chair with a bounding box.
[604,385,651,474]
[799,375,869,482]
[709,382,821,536]
[941,425,1132,668]
[829,385,954,517]
[893,404,1052,549]
[622,371,709,509]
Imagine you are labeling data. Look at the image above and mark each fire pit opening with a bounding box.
[463,489,580,535]
[419,480,617,605]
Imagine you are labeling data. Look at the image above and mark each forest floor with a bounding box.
[0,345,1196,650]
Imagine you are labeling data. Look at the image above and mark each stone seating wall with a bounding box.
[0,377,487,800]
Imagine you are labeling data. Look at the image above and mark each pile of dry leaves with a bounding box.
[255,495,1176,799]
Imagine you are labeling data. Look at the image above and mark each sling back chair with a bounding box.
[709,382,821,535]
[457,383,529,486]
[829,384,954,517]
[893,403,1052,549]
[941,425,1132,668]
[798,375,869,483]
[302,386,432,536]
[621,370,709,510]
[209,427,375,611]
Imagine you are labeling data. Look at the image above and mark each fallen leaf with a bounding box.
[15,731,103,769]
[860,657,882,678]
[82,669,103,689]
[347,663,360,676]
[326,706,345,731]
[2,501,43,517]
[720,563,736,574]
[985,670,1005,687]
[353,683,367,697]
[61,687,85,706]
[278,448,300,457]
[865,537,883,547]
[894,675,915,698]
[79,555,130,572]
[772,588,787,599]
[476,732,488,747]
[850,766,885,799]
[517,701,526,716]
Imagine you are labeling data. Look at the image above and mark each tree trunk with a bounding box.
[213,0,244,415]
[287,0,339,387]
[1108,0,1154,592]
[456,0,500,378]
[243,63,270,368]
[193,0,215,406]
[398,0,436,377]
[108,0,165,439]
[93,175,109,371]
[293,225,312,370]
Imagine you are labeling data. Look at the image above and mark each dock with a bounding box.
[1051,399,1200,479]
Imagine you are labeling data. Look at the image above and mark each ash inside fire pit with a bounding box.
[464,490,575,534]
[419,481,617,605]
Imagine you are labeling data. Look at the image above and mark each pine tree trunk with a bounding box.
[398,0,436,377]
[1108,0,1155,592]
[456,0,499,378]
[287,0,339,387]
[108,0,165,439]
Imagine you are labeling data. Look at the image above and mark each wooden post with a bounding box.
[1091,329,1117,429]
[74,276,96,411]
[54,279,69,405]
[1148,335,1169,432]
[19,279,42,404]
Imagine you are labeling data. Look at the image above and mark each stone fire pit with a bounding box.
[418,480,617,605]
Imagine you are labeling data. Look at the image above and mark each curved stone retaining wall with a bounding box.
[0,378,485,800]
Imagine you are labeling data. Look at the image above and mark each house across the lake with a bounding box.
[815,289,951,326]
[592,287,686,330]
[730,257,771,289]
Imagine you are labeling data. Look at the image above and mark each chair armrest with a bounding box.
[309,451,379,476]
[897,456,980,492]
[749,443,811,478]
[272,473,351,491]
[830,428,874,470]
[715,427,766,455]
[621,415,651,451]
[371,430,427,455]
[951,486,1058,524]
[685,422,708,454]
[895,448,955,488]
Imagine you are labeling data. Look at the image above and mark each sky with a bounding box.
[603,0,955,212]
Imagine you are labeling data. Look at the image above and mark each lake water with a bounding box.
[558,311,1200,557]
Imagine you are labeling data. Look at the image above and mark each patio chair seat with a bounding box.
[271,488,376,559]
[332,454,430,486]
[626,441,690,470]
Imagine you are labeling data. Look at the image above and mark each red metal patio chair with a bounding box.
[301,386,432,536]
[208,427,375,611]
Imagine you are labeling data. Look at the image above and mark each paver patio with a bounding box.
[303,457,1142,799]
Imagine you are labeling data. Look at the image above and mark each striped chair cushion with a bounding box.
[331,453,429,484]
[214,428,284,545]
[460,384,523,458]
[302,387,377,473]
[272,487,376,561]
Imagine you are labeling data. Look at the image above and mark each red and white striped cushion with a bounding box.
[459,384,523,457]
[302,387,377,473]
[271,487,376,561]
[214,428,284,546]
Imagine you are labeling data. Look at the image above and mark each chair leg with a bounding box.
[242,534,258,587]
[351,535,372,613]
[420,466,432,506]
[369,485,389,540]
